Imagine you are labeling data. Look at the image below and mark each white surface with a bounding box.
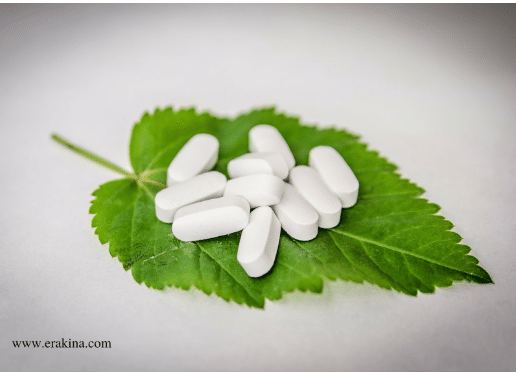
[167,133,219,185]
[227,152,289,180]
[155,171,227,223]
[249,124,296,169]
[224,174,284,208]
[272,183,320,242]
[310,146,359,208]
[290,166,343,228]
[172,196,250,242]
[237,206,281,278]
[1,4,515,371]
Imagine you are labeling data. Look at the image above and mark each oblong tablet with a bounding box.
[237,206,281,278]
[224,174,285,208]
[309,146,359,208]
[272,183,319,241]
[167,133,219,186]
[227,152,289,180]
[172,196,250,242]
[249,125,296,169]
[155,171,227,223]
[289,166,342,228]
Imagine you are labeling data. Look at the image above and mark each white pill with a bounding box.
[172,196,250,242]
[249,125,296,170]
[155,171,227,223]
[289,166,342,228]
[237,206,281,278]
[167,133,219,186]
[309,146,359,208]
[227,152,289,180]
[224,174,285,208]
[272,183,319,241]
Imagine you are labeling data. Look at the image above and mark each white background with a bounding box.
[1,4,515,371]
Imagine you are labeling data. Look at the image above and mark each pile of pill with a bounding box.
[154,125,359,278]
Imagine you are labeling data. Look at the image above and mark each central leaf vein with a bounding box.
[332,230,481,278]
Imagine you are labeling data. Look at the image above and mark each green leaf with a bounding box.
[55,106,493,308]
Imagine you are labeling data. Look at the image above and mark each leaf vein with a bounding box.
[349,207,437,225]
[416,238,459,253]
[90,179,134,216]
[379,222,447,242]
[195,241,263,306]
[326,231,386,287]
[360,190,422,199]
[332,230,483,279]
[277,259,314,279]
[143,141,183,172]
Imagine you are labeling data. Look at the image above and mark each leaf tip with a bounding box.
[476,268,495,285]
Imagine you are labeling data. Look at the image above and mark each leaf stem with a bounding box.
[51,133,134,177]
